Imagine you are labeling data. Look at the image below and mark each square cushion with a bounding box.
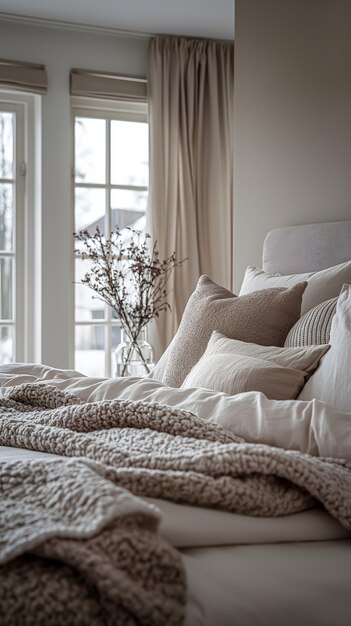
[239,261,351,315]
[161,275,307,388]
[182,331,329,400]
[298,284,351,412]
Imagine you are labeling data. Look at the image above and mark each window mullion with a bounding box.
[106,118,111,236]
[75,182,147,192]
[0,251,15,258]
[105,118,112,377]
[14,103,25,362]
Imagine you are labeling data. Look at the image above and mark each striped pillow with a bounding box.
[284,297,337,348]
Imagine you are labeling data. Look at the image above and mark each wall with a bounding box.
[233,0,351,289]
[0,20,148,367]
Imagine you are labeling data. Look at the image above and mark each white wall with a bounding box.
[0,20,148,367]
[233,0,351,289]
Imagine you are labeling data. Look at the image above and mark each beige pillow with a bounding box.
[284,297,337,348]
[239,261,351,315]
[162,275,307,388]
[182,331,329,400]
[298,284,351,411]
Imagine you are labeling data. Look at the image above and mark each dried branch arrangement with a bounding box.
[74,227,186,372]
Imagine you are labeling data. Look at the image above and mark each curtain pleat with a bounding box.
[148,36,234,358]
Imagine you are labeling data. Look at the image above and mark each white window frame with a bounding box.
[71,96,148,377]
[0,90,40,363]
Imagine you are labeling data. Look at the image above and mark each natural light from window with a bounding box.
[73,106,148,378]
[0,110,15,363]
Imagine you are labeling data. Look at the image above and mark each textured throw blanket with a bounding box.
[0,457,186,626]
[1,384,351,624]
[1,383,351,528]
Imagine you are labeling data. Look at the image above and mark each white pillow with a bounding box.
[182,331,329,400]
[148,340,173,382]
[298,284,351,412]
[239,261,351,315]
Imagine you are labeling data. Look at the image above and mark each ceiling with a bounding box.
[0,0,235,40]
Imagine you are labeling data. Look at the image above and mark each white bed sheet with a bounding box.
[1,362,351,460]
[183,540,351,626]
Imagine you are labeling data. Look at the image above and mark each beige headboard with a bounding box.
[262,220,351,275]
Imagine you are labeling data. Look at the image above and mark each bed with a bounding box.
[1,220,351,625]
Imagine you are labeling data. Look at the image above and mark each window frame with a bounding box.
[0,90,39,364]
[71,96,148,377]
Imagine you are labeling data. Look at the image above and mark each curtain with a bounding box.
[148,36,234,358]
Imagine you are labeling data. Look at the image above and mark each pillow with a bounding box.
[298,284,351,412]
[162,275,307,388]
[239,261,351,315]
[182,331,329,400]
[284,297,337,348]
[148,341,172,381]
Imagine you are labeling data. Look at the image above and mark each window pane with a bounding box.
[110,189,147,231]
[75,324,105,377]
[0,183,13,251]
[0,112,14,179]
[112,325,122,348]
[0,326,13,363]
[75,257,105,322]
[74,188,106,250]
[0,258,13,320]
[111,121,148,186]
[75,117,106,184]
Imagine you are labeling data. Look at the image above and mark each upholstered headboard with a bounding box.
[262,220,351,275]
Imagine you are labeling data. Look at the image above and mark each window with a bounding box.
[72,98,149,377]
[0,93,37,364]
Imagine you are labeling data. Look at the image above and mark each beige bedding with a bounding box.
[1,382,351,525]
[2,445,351,626]
[1,364,351,626]
[1,362,351,460]
[183,540,351,626]
[1,445,349,549]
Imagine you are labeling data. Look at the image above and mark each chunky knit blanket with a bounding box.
[0,456,186,626]
[1,383,351,529]
[1,383,351,624]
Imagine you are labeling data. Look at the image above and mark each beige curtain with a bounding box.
[148,36,234,358]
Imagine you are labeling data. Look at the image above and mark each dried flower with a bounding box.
[74,227,186,364]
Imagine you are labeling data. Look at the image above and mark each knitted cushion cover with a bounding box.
[284,297,337,348]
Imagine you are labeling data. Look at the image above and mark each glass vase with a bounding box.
[114,328,155,378]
